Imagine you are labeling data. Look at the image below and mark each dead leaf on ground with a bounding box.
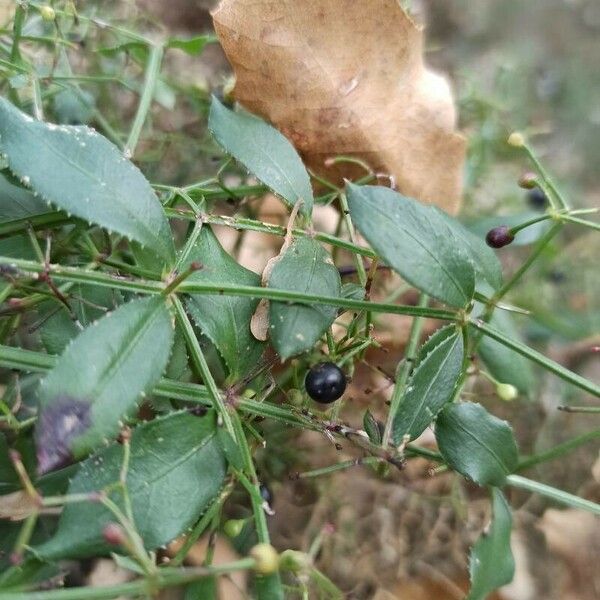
[0,490,39,521]
[212,0,466,214]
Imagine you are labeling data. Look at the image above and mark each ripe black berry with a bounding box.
[527,188,548,210]
[305,362,346,404]
[485,226,515,249]
[259,483,272,505]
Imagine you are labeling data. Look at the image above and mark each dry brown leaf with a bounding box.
[213,0,466,214]
[0,490,39,521]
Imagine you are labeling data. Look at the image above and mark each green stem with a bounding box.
[470,319,600,398]
[506,474,600,515]
[493,222,562,301]
[523,143,569,210]
[10,3,26,65]
[509,212,553,236]
[0,559,256,600]
[518,429,600,471]
[172,212,378,259]
[172,297,235,437]
[382,293,429,447]
[338,192,367,286]
[296,457,380,479]
[0,255,457,320]
[0,345,313,429]
[230,413,284,598]
[124,44,164,158]
[560,214,600,232]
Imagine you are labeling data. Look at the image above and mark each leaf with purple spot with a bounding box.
[35,296,174,474]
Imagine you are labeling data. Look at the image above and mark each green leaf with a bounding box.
[166,35,217,55]
[341,282,366,301]
[209,97,314,217]
[435,209,503,290]
[363,410,382,444]
[184,226,265,382]
[268,237,341,359]
[35,296,174,473]
[393,328,464,444]
[0,234,38,259]
[0,98,175,266]
[345,183,475,308]
[476,311,534,395]
[36,411,227,560]
[0,172,48,220]
[435,402,519,487]
[467,488,515,600]
[38,285,122,355]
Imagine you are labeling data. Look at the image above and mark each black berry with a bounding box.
[527,188,548,210]
[485,226,515,249]
[305,362,346,404]
[259,483,273,505]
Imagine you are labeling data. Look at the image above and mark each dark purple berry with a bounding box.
[305,362,346,404]
[527,188,548,210]
[485,226,515,249]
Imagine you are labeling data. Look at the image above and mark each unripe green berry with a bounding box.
[507,132,525,148]
[223,519,245,538]
[250,543,279,575]
[496,383,518,401]
[40,5,56,21]
[279,549,311,573]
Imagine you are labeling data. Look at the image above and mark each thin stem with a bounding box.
[124,44,164,158]
[518,428,600,471]
[296,457,380,479]
[0,345,313,429]
[493,222,562,301]
[338,192,367,286]
[506,474,600,515]
[382,293,430,447]
[231,412,284,598]
[470,319,600,398]
[0,256,457,320]
[560,214,600,232]
[172,297,235,436]
[0,559,256,600]
[557,406,600,414]
[522,143,569,210]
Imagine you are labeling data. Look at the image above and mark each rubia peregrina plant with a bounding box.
[0,4,598,600]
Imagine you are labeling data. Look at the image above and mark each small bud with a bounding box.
[223,519,245,538]
[279,549,311,573]
[507,132,525,148]
[250,543,279,575]
[485,226,515,249]
[102,523,126,546]
[496,383,519,401]
[40,5,56,21]
[518,172,538,190]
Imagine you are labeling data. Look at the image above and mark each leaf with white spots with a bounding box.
[35,296,174,474]
[0,98,175,266]
[35,411,227,560]
[392,327,464,444]
[267,236,341,359]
